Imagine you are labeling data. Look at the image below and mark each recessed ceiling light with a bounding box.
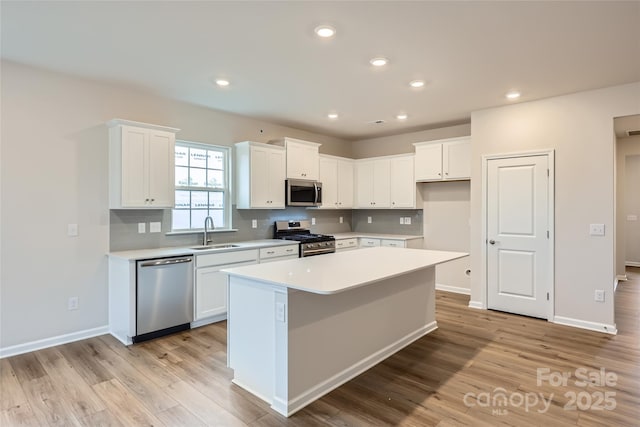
[409,80,425,88]
[506,91,521,99]
[328,112,339,119]
[215,79,230,87]
[396,113,408,120]
[370,57,388,67]
[315,25,336,38]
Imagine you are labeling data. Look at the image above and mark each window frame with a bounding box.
[171,140,233,232]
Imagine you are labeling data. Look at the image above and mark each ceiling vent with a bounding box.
[626,130,640,137]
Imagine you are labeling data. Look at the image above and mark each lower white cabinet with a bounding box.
[194,249,259,321]
[359,237,424,249]
[359,237,382,248]
[259,244,299,263]
[335,238,358,251]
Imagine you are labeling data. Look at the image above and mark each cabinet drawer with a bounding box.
[196,249,259,268]
[359,238,381,248]
[336,238,358,250]
[381,239,405,248]
[260,245,299,260]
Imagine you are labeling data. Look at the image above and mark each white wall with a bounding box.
[0,60,350,351]
[470,82,640,329]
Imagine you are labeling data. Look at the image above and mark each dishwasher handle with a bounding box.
[139,257,193,267]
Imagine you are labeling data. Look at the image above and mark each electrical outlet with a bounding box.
[339,216,343,224]
[367,216,372,224]
[594,290,605,302]
[67,223,78,237]
[400,217,405,225]
[405,216,412,225]
[68,297,79,311]
[149,222,161,233]
[311,217,316,225]
[589,224,605,236]
[275,302,286,322]
[252,219,257,229]
[138,222,146,233]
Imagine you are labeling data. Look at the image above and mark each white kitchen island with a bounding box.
[222,247,467,417]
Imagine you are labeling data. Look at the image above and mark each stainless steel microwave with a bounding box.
[286,179,322,207]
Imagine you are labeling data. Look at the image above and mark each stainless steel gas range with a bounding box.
[274,220,335,257]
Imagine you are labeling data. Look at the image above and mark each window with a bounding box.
[172,141,231,231]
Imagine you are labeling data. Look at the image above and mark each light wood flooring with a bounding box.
[2,268,639,426]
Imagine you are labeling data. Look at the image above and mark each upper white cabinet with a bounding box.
[355,158,391,208]
[355,154,420,209]
[108,119,179,209]
[319,155,354,209]
[235,141,286,209]
[270,137,321,180]
[390,155,416,208]
[413,136,471,181]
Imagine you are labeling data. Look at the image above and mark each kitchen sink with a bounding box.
[190,244,240,250]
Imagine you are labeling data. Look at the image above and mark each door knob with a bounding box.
[489,240,496,245]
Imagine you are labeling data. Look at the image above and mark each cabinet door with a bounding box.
[319,157,338,208]
[250,146,270,208]
[390,156,415,208]
[372,159,391,208]
[443,139,471,180]
[359,238,381,248]
[415,143,443,181]
[195,267,228,320]
[381,239,405,248]
[267,148,286,208]
[337,159,354,208]
[355,161,375,208]
[147,130,175,207]
[287,143,319,180]
[120,126,147,207]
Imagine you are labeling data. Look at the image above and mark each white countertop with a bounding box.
[332,232,423,241]
[223,247,467,295]
[108,239,298,261]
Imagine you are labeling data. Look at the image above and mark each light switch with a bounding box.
[589,224,605,236]
[252,219,258,229]
[149,222,161,233]
[67,223,78,237]
[367,216,372,224]
[311,217,316,225]
[339,216,343,224]
[275,302,286,322]
[138,222,146,233]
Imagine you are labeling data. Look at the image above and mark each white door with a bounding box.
[337,159,354,208]
[319,157,338,208]
[390,156,415,208]
[443,139,471,180]
[267,148,286,208]
[372,159,391,207]
[487,154,551,319]
[147,130,175,207]
[250,146,269,207]
[355,160,375,208]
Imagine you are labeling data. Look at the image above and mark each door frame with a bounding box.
[480,149,555,321]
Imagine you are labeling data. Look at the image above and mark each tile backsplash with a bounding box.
[110,207,423,251]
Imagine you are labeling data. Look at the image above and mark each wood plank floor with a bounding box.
[2,268,639,426]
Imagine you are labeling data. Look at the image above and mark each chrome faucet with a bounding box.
[203,216,215,246]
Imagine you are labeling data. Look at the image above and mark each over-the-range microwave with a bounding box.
[285,179,322,207]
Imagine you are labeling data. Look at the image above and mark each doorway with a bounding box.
[483,151,554,320]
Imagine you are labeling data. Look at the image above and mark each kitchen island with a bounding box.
[223,247,466,417]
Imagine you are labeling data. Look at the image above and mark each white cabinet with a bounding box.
[194,249,259,321]
[259,244,299,263]
[270,137,321,180]
[414,136,471,181]
[390,155,417,208]
[235,141,286,209]
[355,158,391,208]
[335,238,358,251]
[319,155,354,209]
[359,237,424,249]
[108,119,179,209]
[359,237,381,248]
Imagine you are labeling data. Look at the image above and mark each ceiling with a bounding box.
[2,1,639,140]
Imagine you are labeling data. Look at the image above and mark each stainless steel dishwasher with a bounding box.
[135,256,194,343]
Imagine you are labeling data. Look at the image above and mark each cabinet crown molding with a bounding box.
[269,137,322,148]
[413,135,470,147]
[107,118,180,133]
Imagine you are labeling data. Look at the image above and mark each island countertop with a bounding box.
[223,247,467,295]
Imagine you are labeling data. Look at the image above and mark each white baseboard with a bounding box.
[0,326,109,359]
[275,321,438,417]
[625,261,640,267]
[191,313,226,329]
[553,316,617,335]
[468,300,484,309]
[435,284,471,295]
